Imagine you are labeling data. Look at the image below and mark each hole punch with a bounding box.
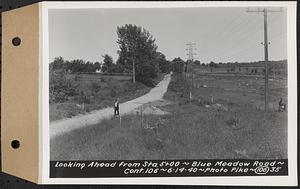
[12,37,21,46]
[11,140,20,149]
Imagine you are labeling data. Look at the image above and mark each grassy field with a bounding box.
[51,73,287,160]
[50,77,151,121]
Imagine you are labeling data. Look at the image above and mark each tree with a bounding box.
[69,59,85,73]
[156,52,171,73]
[50,56,65,70]
[101,54,114,73]
[172,57,185,73]
[49,58,78,103]
[94,62,101,72]
[209,61,216,72]
[194,60,201,65]
[50,58,101,73]
[116,24,159,86]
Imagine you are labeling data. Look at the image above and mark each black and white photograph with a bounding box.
[45,1,297,184]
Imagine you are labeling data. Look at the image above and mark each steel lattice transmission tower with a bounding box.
[185,42,197,72]
[186,42,197,61]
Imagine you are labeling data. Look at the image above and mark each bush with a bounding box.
[140,78,156,87]
[77,91,91,104]
[136,60,159,87]
[49,67,79,104]
[91,82,101,94]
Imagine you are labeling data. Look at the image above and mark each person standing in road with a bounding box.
[114,98,120,116]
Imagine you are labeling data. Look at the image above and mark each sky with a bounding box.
[49,7,287,64]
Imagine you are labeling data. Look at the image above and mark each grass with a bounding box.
[50,78,151,121]
[51,73,287,160]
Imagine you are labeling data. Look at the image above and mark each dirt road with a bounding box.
[50,73,172,138]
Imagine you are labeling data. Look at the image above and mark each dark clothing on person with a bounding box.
[278,98,286,112]
[114,101,119,115]
[114,106,119,115]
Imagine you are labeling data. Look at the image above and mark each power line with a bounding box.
[269,31,287,41]
[210,24,264,61]
[225,42,263,62]
[221,15,257,41]
[210,10,283,60]
[209,18,263,59]
[203,11,252,55]
[213,11,249,40]
[214,13,285,63]
[206,10,242,38]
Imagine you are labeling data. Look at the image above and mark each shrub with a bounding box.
[91,82,101,94]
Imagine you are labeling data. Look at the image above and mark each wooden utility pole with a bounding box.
[132,52,136,84]
[247,8,282,112]
[128,42,136,84]
[263,8,269,112]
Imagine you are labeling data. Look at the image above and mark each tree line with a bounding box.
[50,24,195,87]
[50,56,101,73]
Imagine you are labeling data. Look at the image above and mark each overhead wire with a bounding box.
[210,22,263,60]
[209,12,284,62]
[208,11,264,59]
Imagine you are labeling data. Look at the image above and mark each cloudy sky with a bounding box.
[49,7,287,64]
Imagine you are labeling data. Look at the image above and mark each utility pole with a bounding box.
[127,42,136,84]
[246,8,282,112]
[132,51,135,84]
[263,8,269,112]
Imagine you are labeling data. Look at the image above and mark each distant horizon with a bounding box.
[50,55,287,65]
[49,7,287,64]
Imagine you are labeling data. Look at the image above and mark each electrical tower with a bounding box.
[186,42,197,61]
[247,7,282,112]
[185,42,197,73]
[185,42,197,101]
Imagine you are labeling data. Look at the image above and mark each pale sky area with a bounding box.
[49,7,287,64]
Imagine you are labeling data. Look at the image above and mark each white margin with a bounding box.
[40,1,50,184]
[287,1,298,186]
[40,1,298,186]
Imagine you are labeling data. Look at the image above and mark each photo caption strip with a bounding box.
[50,159,288,178]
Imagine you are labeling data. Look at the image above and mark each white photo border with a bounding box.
[40,1,298,186]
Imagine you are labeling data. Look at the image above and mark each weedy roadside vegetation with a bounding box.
[51,73,287,160]
[50,78,151,121]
